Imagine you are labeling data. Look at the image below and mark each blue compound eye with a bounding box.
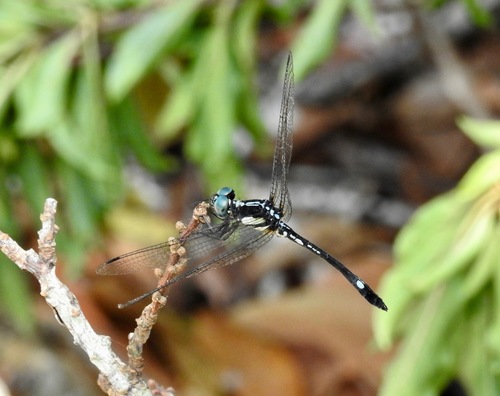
[212,195,229,218]
[217,187,235,200]
[211,187,235,218]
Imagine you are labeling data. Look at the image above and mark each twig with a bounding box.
[124,201,210,374]
[0,198,202,395]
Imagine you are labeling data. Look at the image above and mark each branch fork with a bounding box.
[0,198,207,395]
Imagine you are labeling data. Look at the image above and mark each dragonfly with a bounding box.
[97,53,388,311]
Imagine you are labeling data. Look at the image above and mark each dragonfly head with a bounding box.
[211,187,235,219]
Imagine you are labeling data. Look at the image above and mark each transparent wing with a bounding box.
[269,52,294,221]
[96,240,180,275]
[169,222,274,283]
[97,219,274,283]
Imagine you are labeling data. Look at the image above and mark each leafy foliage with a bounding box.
[427,0,494,26]
[375,118,500,395]
[0,0,493,342]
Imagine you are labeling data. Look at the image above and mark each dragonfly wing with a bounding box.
[166,221,275,285]
[96,220,230,275]
[269,53,294,221]
[97,219,273,281]
[96,240,178,275]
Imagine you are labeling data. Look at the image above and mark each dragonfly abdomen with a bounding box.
[276,222,388,311]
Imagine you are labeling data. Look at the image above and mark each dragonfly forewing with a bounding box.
[269,53,294,221]
[97,218,274,287]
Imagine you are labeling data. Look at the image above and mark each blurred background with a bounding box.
[1,0,500,395]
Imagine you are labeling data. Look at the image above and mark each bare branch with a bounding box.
[0,198,211,394]
[0,198,167,395]
[124,202,210,373]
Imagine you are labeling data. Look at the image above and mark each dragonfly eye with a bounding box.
[211,187,234,219]
[217,187,235,200]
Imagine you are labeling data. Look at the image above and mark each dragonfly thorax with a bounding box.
[234,199,283,231]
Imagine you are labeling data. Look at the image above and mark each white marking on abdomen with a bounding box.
[356,280,365,289]
[294,238,304,246]
[307,244,321,255]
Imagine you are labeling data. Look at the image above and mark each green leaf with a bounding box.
[0,53,36,124]
[111,97,174,171]
[185,5,238,191]
[88,0,147,11]
[236,75,267,149]
[486,236,500,362]
[410,208,493,293]
[47,120,108,180]
[350,0,377,31]
[375,193,465,348]
[425,0,448,8]
[75,23,105,133]
[232,0,261,72]
[0,166,19,236]
[454,293,491,387]
[373,275,418,348]
[267,0,304,22]
[462,222,500,301]
[460,295,499,395]
[455,150,500,200]
[376,135,500,394]
[156,65,196,139]
[55,231,88,278]
[457,116,500,150]
[394,193,462,278]
[105,0,202,101]
[71,37,120,183]
[56,160,101,275]
[44,58,115,182]
[58,161,97,238]
[16,143,52,221]
[0,1,75,28]
[291,0,348,80]
[70,54,125,206]
[379,277,465,396]
[0,257,35,335]
[0,131,19,164]
[15,32,79,136]
[462,0,493,27]
[232,0,267,146]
